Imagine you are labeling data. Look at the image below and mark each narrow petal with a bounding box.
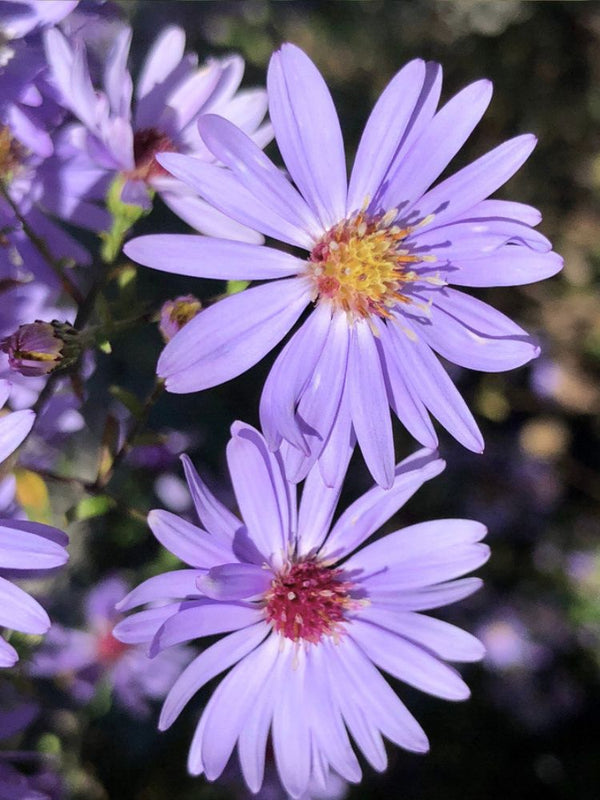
[316,387,355,490]
[322,449,444,561]
[159,622,270,729]
[197,563,272,601]
[0,576,49,635]
[447,247,563,287]
[386,320,484,452]
[0,409,35,464]
[372,577,483,611]
[417,288,540,372]
[201,635,279,781]
[350,618,470,700]
[296,463,343,556]
[238,665,277,792]
[180,454,240,540]
[358,607,485,662]
[381,79,493,210]
[124,235,303,280]
[112,604,180,644]
[159,153,315,248]
[158,279,310,393]
[267,44,347,228]
[160,190,264,244]
[260,305,331,454]
[148,509,234,568]
[136,26,186,99]
[104,27,132,117]
[116,570,204,612]
[0,637,18,668]
[347,59,427,213]
[272,645,311,798]
[198,114,321,237]
[150,602,262,654]
[411,134,537,227]
[0,525,68,569]
[226,422,291,563]
[347,320,394,489]
[332,636,429,753]
[468,199,542,226]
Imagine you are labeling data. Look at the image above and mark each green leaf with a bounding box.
[225,279,250,295]
[100,176,151,263]
[72,495,115,521]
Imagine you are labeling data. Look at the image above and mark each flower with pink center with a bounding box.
[126,43,562,488]
[114,422,488,798]
[43,22,271,239]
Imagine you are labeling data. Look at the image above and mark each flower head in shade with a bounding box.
[114,422,488,798]
[1,320,80,377]
[29,575,192,716]
[126,44,562,488]
[159,295,202,343]
[43,23,270,239]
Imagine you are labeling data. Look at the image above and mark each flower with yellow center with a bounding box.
[126,44,562,488]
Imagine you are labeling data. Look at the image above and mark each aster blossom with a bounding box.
[43,21,270,239]
[126,44,562,488]
[114,422,489,798]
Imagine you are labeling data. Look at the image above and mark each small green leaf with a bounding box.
[226,279,250,295]
[73,495,114,521]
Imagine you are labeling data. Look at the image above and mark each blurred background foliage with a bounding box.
[11,1,600,799]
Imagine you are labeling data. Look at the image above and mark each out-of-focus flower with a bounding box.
[127,44,562,488]
[159,295,202,343]
[115,422,488,797]
[43,23,270,239]
[1,320,80,377]
[30,575,192,716]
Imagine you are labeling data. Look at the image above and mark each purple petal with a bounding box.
[116,570,204,612]
[385,320,484,452]
[159,622,269,729]
[329,636,429,753]
[347,320,394,489]
[158,153,314,248]
[381,79,492,210]
[373,577,483,611]
[148,509,234,568]
[238,663,277,791]
[316,387,355,489]
[267,44,347,228]
[180,454,240,540]
[201,634,279,781]
[197,114,321,237]
[448,247,563,287]
[0,637,18,668]
[0,409,35,464]
[197,563,272,601]
[150,601,262,654]
[259,304,331,454]
[272,644,311,797]
[124,234,302,280]
[136,26,186,99]
[417,288,540,372]
[226,422,292,564]
[347,59,427,213]
[411,134,537,226]
[322,449,445,561]
[112,604,180,644]
[158,279,310,393]
[296,462,343,556]
[350,618,470,700]
[104,27,132,118]
[358,607,485,662]
[160,190,264,243]
[0,524,68,569]
[0,576,49,635]
[469,199,542,226]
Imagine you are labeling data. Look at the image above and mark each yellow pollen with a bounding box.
[308,209,428,319]
[0,126,25,182]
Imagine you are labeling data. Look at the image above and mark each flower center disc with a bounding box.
[308,210,426,319]
[264,558,355,644]
[130,128,176,181]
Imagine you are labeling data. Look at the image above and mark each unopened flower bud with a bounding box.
[1,320,80,377]
[158,295,202,342]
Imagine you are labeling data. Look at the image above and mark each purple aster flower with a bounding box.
[126,44,562,488]
[30,575,192,715]
[43,22,270,238]
[114,422,488,798]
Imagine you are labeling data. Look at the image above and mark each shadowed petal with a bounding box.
[116,570,204,612]
[180,455,240,540]
[0,409,35,464]
[0,576,49,635]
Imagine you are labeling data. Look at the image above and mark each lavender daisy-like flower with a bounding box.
[43,22,270,238]
[30,575,192,715]
[126,44,562,488]
[114,422,488,797]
